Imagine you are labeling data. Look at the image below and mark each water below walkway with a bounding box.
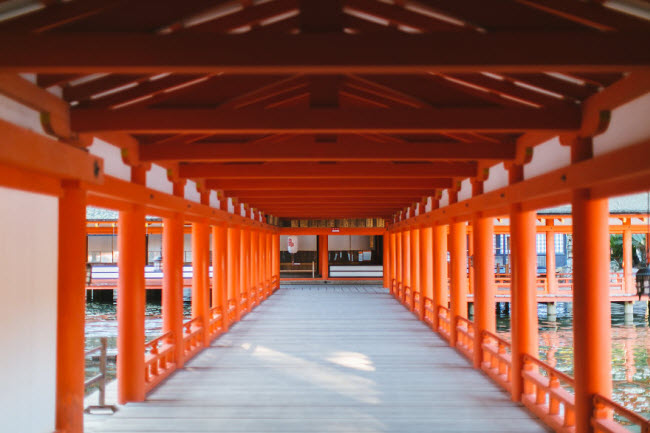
[84,290,650,419]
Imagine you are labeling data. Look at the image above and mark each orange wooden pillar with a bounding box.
[228,225,241,321]
[240,227,250,311]
[472,214,495,368]
[117,203,146,403]
[449,221,467,347]
[623,222,634,294]
[395,231,402,298]
[272,233,280,289]
[432,224,447,330]
[212,223,229,332]
[192,220,210,346]
[162,213,185,367]
[420,226,433,319]
[390,232,397,293]
[573,160,612,431]
[319,234,329,279]
[402,230,411,303]
[545,219,557,295]
[383,233,390,289]
[410,227,421,311]
[251,229,259,303]
[468,227,474,296]
[509,203,538,401]
[259,230,266,298]
[56,181,86,433]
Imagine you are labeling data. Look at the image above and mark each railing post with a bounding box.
[449,221,467,347]
[432,224,447,331]
[56,181,87,433]
[473,213,495,369]
[163,212,184,368]
[410,227,420,312]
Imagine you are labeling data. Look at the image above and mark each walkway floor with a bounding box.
[85,285,550,433]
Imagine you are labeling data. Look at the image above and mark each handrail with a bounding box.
[84,337,117,413]
[183,316,204,360]
[480,330,512,392]
[521,353,576,432]
[423,297,435,327]
[404,286,412,309]
[227,299,237,324]
[593,394,650,433]
[455,316,474,360]
[144,331,176,393]
[208,306,224,339]
[437,305,451,342]
[413,291,421,316]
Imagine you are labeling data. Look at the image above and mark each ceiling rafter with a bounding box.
[205,178,454,190]
[343,0,463,32]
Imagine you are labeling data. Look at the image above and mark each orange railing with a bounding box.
[413,291,421,316]
[521,354,576,432]
[593,394,650,433]
[240,292,249,315]
[182,317,204,360]
[208,306,224,340]
[423,297,435,327]
[404,286,412,310]
[144,331,176,393]
[455,316,474,361]
[481,330,512,392]
[227,299,237,324]
[437,305,451,342]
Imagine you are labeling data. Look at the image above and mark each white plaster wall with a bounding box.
[328,235,371,250]
[458,178,472,201]
[594,92,650,157]
[439,189,449,207]
[227,198,235,214]
[425,197,432,213]
[0,94,46,135]
[147,163,173,195]
[0,187,58,433]
[484,162,509,193]
[209,191,220,209]
[524,137,571,179]
[89,138,131,181]
[184,180,201,203]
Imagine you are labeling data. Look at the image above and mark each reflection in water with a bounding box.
[494,301,650,419]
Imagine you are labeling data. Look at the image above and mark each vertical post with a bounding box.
[272,233,280,289]
[433,224,448,330]
[56,181,87,433]
[117,203,146,403]
[420,226,433,319]
[259,230,267,298]
[212,223,228,332]
[509,203,538,401]
[546,219,557,295]
[228,226,241,320]
[163,214,184,367]
[240,227,250,310]
[468,227,474,298]
[395,231,403,297]
[623,223,633,294]
[449,221,467,347]
[402,230,411,303]
[321,234,329,280]
[573,189,612,433]
[390,232,397,293]
[410,227,421,310]
[383,233,390,289]
[472,214,495,368]
[251,229,259,303]
[192,221,210,346]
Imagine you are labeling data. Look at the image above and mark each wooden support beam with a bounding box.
[3,33,648,73]
[223,189,434,199]
[178,161,477,179]
[139,136,516,162]
[206,178,452,190]
[71,106,581,133]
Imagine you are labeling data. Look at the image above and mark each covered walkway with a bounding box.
[86,285,548,433]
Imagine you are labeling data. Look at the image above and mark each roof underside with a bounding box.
[2,0,649,219]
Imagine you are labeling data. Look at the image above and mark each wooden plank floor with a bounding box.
[85,285,550,433]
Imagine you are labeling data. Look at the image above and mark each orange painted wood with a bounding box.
[56,182,86,433]
[162,214,185,368]
[3,32,647,73]
[228,226,241,321]
[472,215,495,369]
[207,178,453,190]
[192,221,211,346]
[70,106,581,134]
[449,221,467,347]
[572,190,612,433]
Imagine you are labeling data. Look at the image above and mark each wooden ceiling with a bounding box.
[1,0,649,219]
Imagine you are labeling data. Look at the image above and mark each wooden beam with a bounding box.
[178,161,476,179]
[2,33,648,73]
[222,189,434,198]
[139,136,516,162]
[71,107,581,133]
[206,178,452,190]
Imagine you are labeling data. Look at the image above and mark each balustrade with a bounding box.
[455,316,474,360]
[183,317,204,360]
[144,331,176,393]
